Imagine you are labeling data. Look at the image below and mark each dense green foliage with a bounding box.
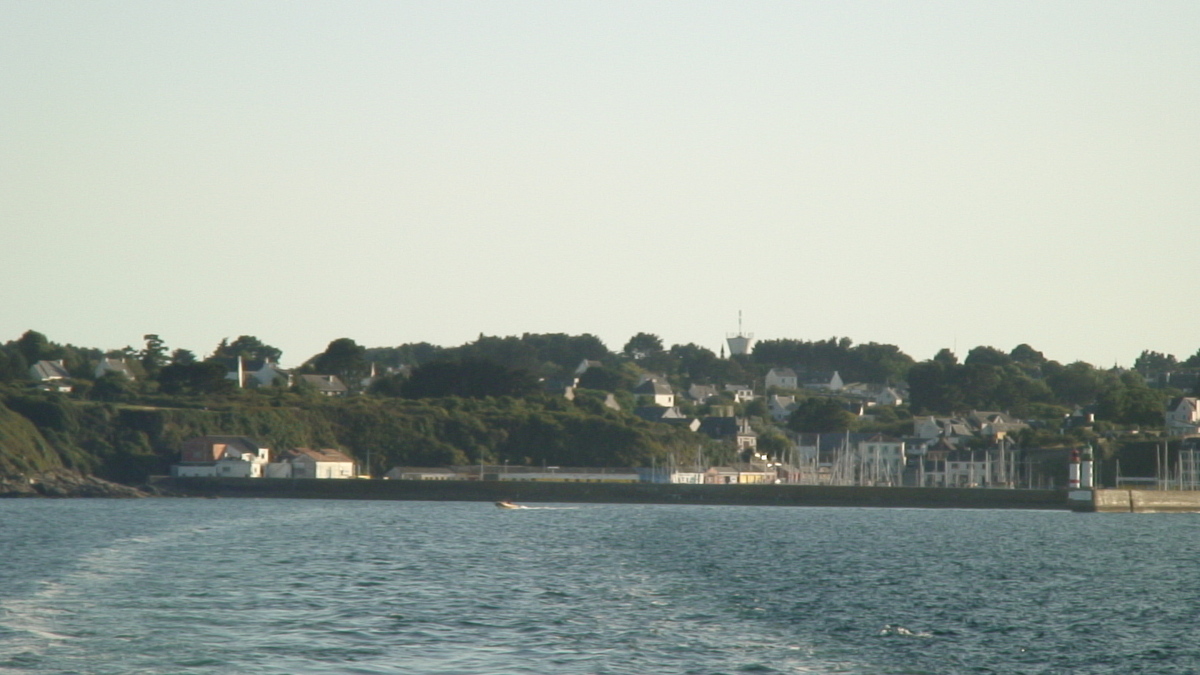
[397,360,541,399]
[1,328,1197,486]
[754,337,914,384]
[0,386,710,483]
[0,400,64,475]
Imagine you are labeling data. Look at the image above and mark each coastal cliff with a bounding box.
[0,470,149,498]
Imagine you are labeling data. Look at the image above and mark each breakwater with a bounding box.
[1071,488,1200,513]
[153,476,1069,510]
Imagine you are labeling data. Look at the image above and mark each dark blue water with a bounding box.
[1,499,1198,674]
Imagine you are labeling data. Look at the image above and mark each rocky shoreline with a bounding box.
[0,470,157,498]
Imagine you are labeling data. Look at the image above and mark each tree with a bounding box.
[624,333,663,358]
[140,334,168,378]
[1096,379,1167,427]
[1009,344,1048,377]
[312,338,368,382]
[171,349,196,365]
[1010,344,1046,366]
[212,336,282,363]
[756,430,791,458]
[157,361,233,395]
[518,333,609,370]
[368,373,408,397]
[1182,348,1200,370]
[786,397,857,433]
[933,348,958,366]
[577,365,634,392]
[850,342,915,383]
[90,372,135,401]
[1046,362,1109,406]
[401,359,540,399]
[0,350,21,383]
[1134,351,1178,384]
[907,361,963,414]
[744,397,769,418]
[366,342,445,369]
[965,346,1012,368]
[15,330,53,367]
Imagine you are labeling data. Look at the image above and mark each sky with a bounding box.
[3,1,1198,369]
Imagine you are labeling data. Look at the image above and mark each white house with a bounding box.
[214,451,269,478]
[765,368,799,390]
[222,357,292,389]
[297,374,349,397]
[30,359,70,381]
[876,387,904,406]
[1167,397,1200,435]
[172,436,270,477]
[30,360,73,392]
[723,384,755,403]
[804,371,843,392]
[269,447,356,479]
[856,434,907,486]
[942,449,1002,487]
[633,378,675,407]
[768,395,797,422]
[95,358,136,380]
[913,416,974,445]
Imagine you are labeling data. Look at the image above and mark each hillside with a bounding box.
[0,389,710,485]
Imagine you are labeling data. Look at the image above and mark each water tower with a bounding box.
[726,311,755,357]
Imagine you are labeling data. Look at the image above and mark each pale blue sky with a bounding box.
[3,2,1198,368]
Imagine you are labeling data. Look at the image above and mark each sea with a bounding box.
[1,499,1199,675]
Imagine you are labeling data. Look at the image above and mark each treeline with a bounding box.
[906,346,1170,424]
[4,327,1200,484]
[0,387,712,484]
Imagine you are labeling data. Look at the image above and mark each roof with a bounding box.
[95,358,136,379]
[698,417,755,439]
[30,360,70,381]
[299,374,348,393]
[1170,397,1198,411]
[185,435,263,450]
[633,379,673,396]
[285,447,355,463]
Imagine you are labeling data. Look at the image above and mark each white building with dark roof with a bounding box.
[269,448,356,479]
[765,368,799,390]
[95,358,136,380]
[298,374,349,397]
[30,360,73,392]
[633,378,674,407]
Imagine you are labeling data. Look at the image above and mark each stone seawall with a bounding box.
[1077,489,1200,513]
[153,477,1069,510]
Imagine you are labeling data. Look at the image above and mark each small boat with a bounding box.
[495,500,525,509]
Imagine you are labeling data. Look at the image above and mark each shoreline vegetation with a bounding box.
[1,330,1198,497]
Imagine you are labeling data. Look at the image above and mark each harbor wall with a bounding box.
[153,476,1069,510]
[1072,489,1200,513]
[1075,485,1200,511]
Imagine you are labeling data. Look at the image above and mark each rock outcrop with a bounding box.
[0,470,150,498]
